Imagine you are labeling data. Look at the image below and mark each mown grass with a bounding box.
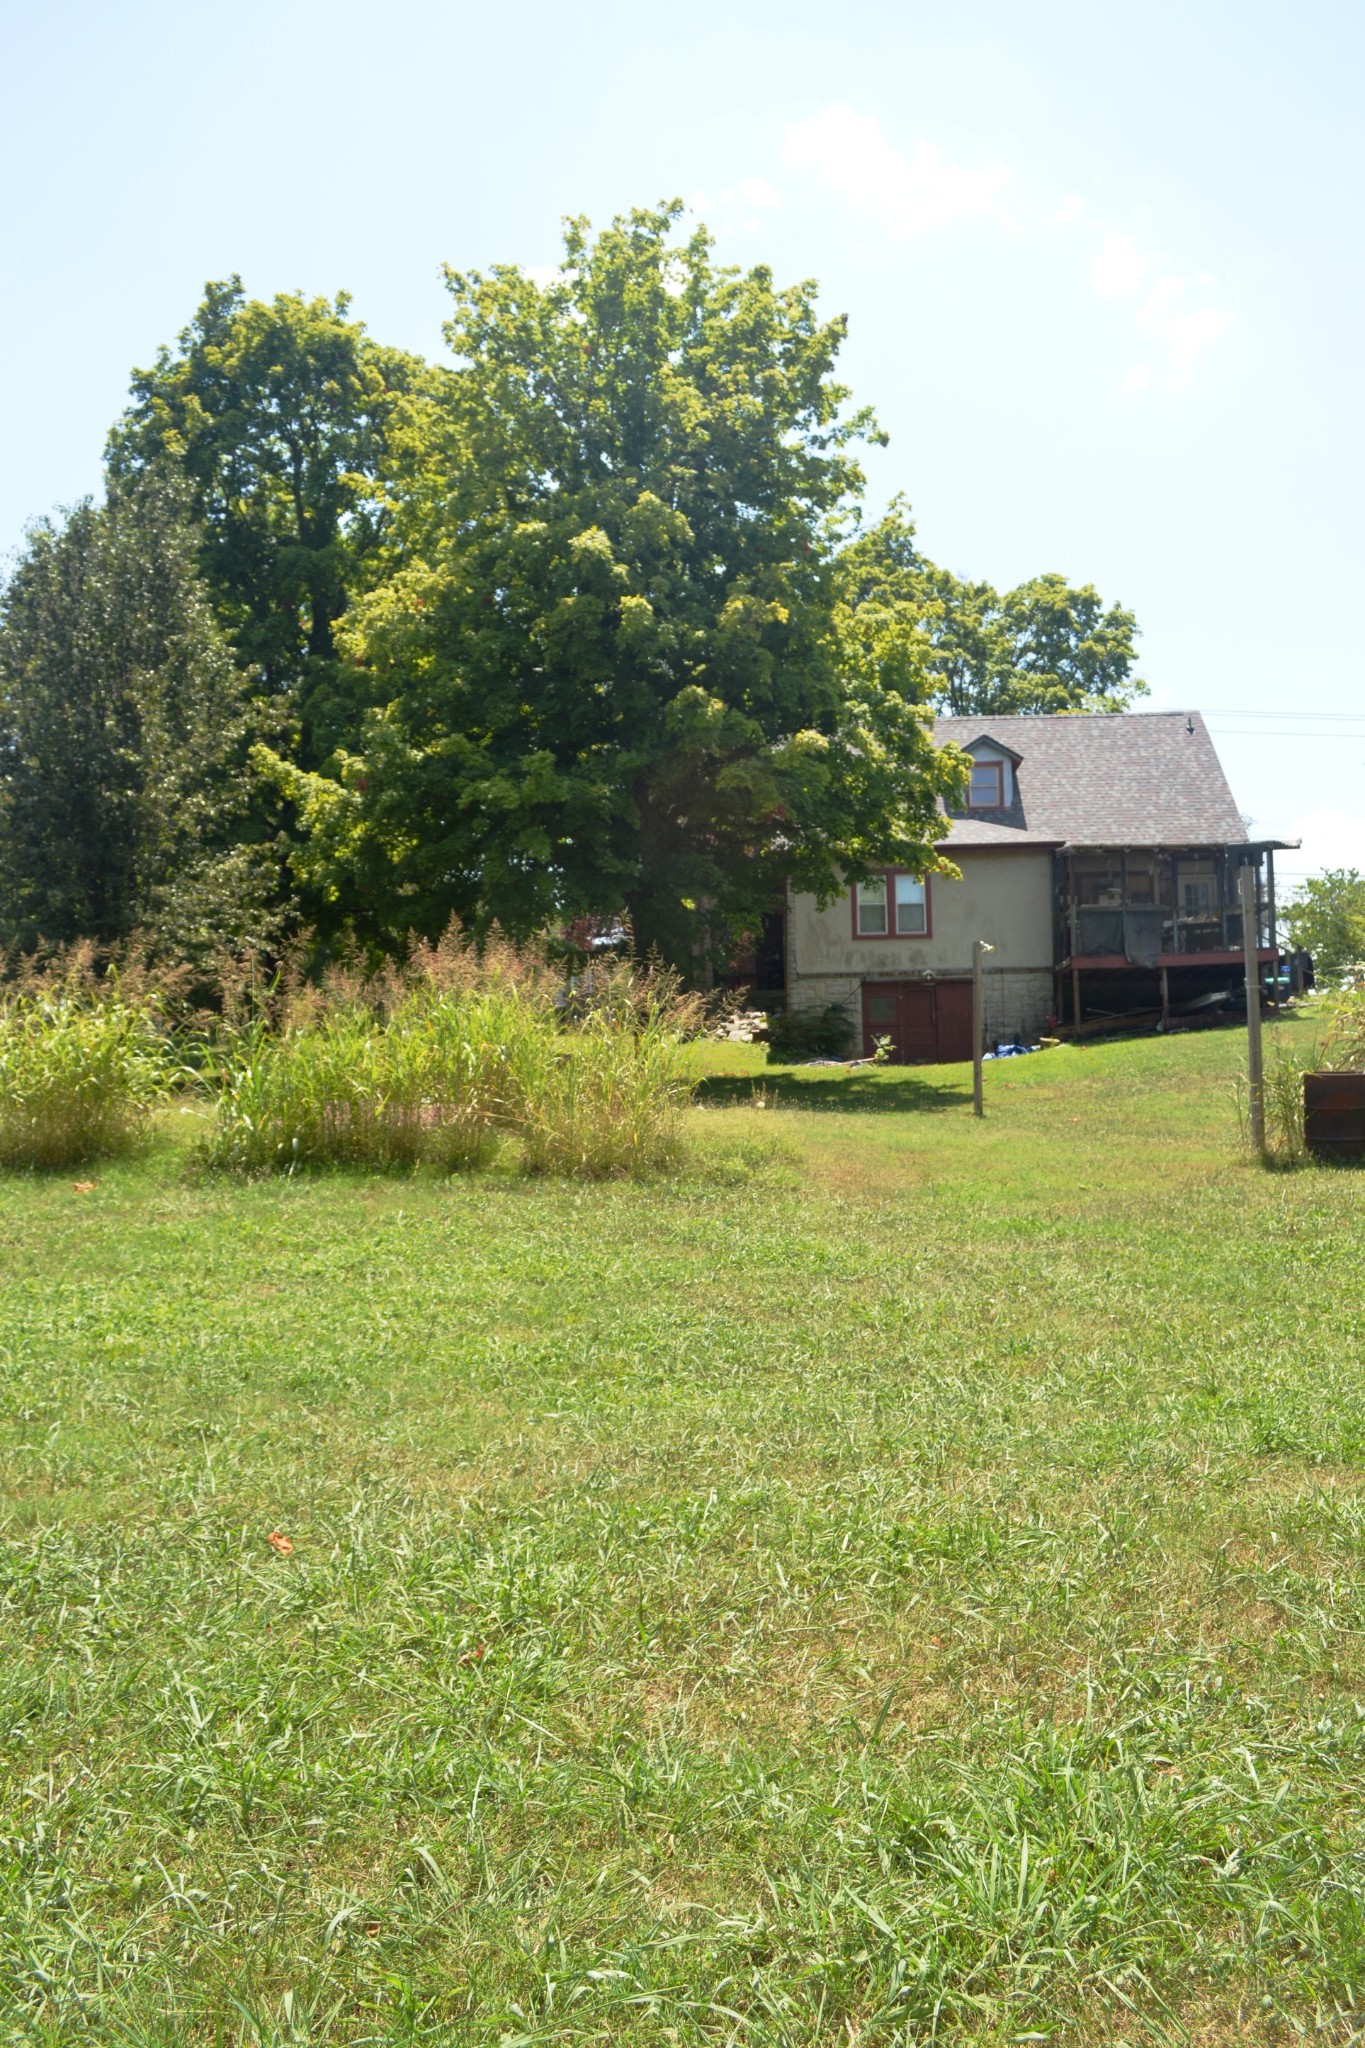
[1,1011,1363,2044]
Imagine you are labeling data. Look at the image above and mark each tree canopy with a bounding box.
[837,500,1144,716]
[1284,869,1365,978]
[2,205,1154,975]
[107,280,438,767]
[0,479,275,956]
[260,205,964,971]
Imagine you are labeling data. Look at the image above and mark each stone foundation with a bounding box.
[787,965,1056,1056]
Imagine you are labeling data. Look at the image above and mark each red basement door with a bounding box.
[861,980,974,1065]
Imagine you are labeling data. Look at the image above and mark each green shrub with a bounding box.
[0,989,172,1168]
[759,1002,854,1063]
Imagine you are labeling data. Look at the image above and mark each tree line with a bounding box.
[0,203,1144,977]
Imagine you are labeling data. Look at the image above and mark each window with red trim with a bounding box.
[853,871,929,938]
[968,759,1005,808]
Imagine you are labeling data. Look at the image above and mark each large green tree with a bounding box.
[0,479,275,955]
[107,280,438,765]
[264,204,965,971]
[837,500,1144,716]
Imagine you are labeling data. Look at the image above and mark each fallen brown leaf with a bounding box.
[266,1530,294,1556]
[73,1181,98,1194]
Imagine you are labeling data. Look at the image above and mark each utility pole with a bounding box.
[1239,862,1265,1155]
[973,939,995,1118]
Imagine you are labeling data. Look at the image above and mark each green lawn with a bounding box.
[2,1014,1363,2045]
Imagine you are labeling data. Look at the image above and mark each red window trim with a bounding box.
[851,870,933,941]
[967,759,1005,809]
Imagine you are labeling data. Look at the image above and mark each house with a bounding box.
[782,711,1294,1062]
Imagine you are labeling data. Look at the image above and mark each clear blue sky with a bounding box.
[3,0,1362,886]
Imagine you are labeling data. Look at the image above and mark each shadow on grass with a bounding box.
[696,1066,972,1114]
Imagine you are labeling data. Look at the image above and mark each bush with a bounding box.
[759,1002,854,1063]
[0,988,172,1168]
[203,1010,429,1175]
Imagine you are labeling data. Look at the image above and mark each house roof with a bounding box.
[932,711,1249,850]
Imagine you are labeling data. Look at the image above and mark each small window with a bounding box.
[855,877,888,935]
[853,871,931,938]
[968,759,1005,809]
[894,873,927,935]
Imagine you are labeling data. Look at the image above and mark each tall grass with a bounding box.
[518,1001,694,1177]
[1245,977,1365,1169]
[1321,970,1365,1069]
[1260,1033,1315,1166]
[0,986,172,1169]
[199,946,700,1179]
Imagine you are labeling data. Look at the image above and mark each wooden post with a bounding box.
[973,939,994,1117]
[1071,963,1081,1032]
[1160,965,1170,1031]
[1239,862,1265,1155]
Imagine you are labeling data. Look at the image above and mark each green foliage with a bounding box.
[4,219,1151,975]
[0,477,276,956]
[1284,868,1365,980]
[838,498,1145,715]
[259,205,965,971]
[0,983,172,1168]
[201,952,695,1178]
[1321,972,1365,1070]
[107,278,439,765]
[760,1000,854,1062]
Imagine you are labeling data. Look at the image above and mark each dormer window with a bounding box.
[968,759,1005,809]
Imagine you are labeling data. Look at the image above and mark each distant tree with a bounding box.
[262,204,965,974]
[0,479,276,955]
[107,280,438,766]
[836,499,1145,715]
[1283,869,1365,978]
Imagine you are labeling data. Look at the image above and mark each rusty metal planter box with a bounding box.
[1304,1071,1365,1161]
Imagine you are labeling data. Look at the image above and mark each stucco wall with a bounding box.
[788,848,1059,1043]
[790,849,1055,979]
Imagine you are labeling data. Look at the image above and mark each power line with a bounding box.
[1197,706,1365,722]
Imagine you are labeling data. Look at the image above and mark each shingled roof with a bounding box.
[932,711,1247,850]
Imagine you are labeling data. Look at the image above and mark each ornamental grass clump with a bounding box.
[517,976,698,1178]
[200,946,700,1178]
[204,1009,431,1175]
[0,988,173,1168]
[204,985,549,1175]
